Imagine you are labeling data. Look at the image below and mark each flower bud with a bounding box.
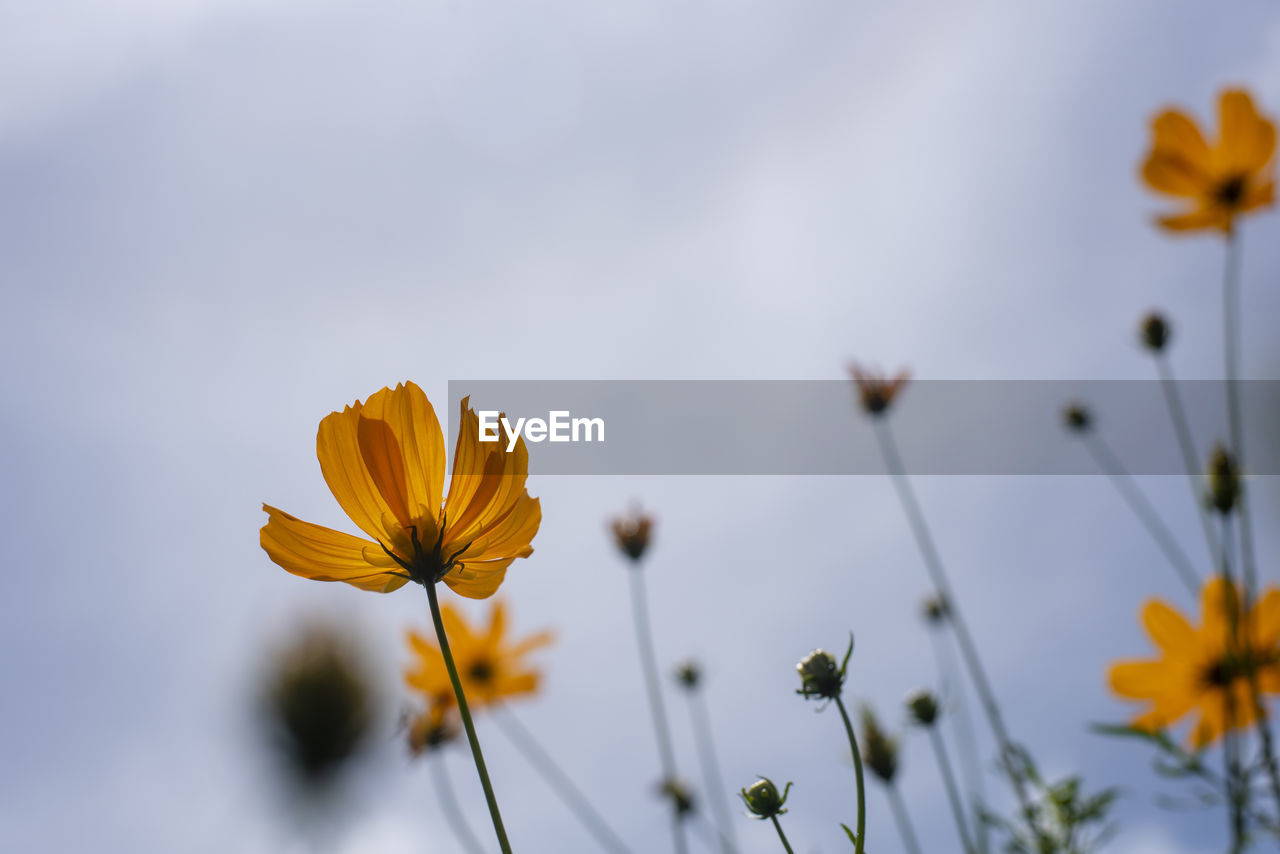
[921,595,950,626]
[674,660,702,691]
[659,779,696,818]
[1139,312,1171,352]
[1063,403,1092,433]
[849,363,910,416]
[905,690,940,727]
[860,705,899,783]
[406,701,459,755]
[796,648,844,700]
[740,777,792,819]
[1206,443,1241,516]
[610,507,654,563]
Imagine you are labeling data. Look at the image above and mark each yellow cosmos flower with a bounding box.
[1109,576,1280,748]
[405,599,553,709]
[1141,88,1276,233]
[261,382,541,599]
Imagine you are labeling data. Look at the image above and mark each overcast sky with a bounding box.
[3,0,1280,852]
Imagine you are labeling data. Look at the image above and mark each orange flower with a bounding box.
[1109,577,1280,748]
[261,382,541,598]
[1141,88,1276,233]
[405,599,553,709]
[848,363,909,416]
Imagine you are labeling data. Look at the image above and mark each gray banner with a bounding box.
[445,380,1280,475]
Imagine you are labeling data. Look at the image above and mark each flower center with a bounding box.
[1203,648,1276,688]
[1216,175,1247,208]
[468,658,495,684]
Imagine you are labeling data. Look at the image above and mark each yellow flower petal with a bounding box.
[317,399,405,546]
[260,504,408,593]
[1151,109,1212,170]
[1142,150,1212,198]
[463,496,542,564]
[358,381,447,531]
[1156,207,1229,233]
[1142,599,1198,657]
[1109,659,1178,699]
[1217,89,1277,174]
[444,559,515,600]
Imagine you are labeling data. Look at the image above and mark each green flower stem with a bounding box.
[426,581,513,854]
[427,751,488,854]
[1219,515,1247,853]
[872,420,1034,818]
[886,784,924,854]
[628,566,688,854]
[1221,231,1280,813]
[929,726,976,854]
[1080,431,1200,596]
[1152,353,1221,568]
[684,689,738,854]
[769,816,796,854]
[834,696,867,854]
[492,704,634,854]
[927,630,988,854]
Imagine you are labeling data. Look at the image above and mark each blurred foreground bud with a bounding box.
[406,701,460,756]
[905,690,940,727]
[610,506,655,562]
[674,659,702,691]
[1063,404,1092,433]
[921,595,950,625]
[1139,312,1171,352]
[849,363,910,416]
[263,625,376,787]
[860,705,899,783]
[740,777,792,819]
[1206,444,1242,515]
[659,778,696,818]
[796,636,853,701]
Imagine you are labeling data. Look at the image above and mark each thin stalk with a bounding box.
[928,628,988,854]
[886,784,925,854]
[1153,354,1221,566]
[1219,514,1247,853]
[627,567,688,854]
[1221,231,1280,812]
[1080,432,1200,597]
[425,582,512,854]
[929,726,976,854]
[684,690,738,854]
[872,420,1033,816]
[427,751,488,854]
[491,705,633,854]
[834,696,867,854]
[769,816,796,854]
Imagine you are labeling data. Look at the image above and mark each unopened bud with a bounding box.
[905,690,940,727]
[610,507,654,563]
[1063,404,1092,433]
[860,705,899,783]
[740,777,792,819]
[1206,444,1241,516]
[1139,312,1171,352]
[674,660,702,691]
[796,648,844,701]
[659,779,696,818]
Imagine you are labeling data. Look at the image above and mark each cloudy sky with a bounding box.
[3,0,1280,851]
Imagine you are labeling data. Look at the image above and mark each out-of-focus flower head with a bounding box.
[1109,576,1280,748]
[921,595,950,626]
[405,599,553,710]
[1206,443,1242,516]
[610,505,655,563]
[796,636,853,702]
[740,777,792,819]
[674,659,702,691]
[1141,88,1276,234]
[1062,403,1092,434]
[406,700,461,755]
[848,363,910,416]
[1139,312,1172,352]
[261,382,541,599]
[859,705,900,784]
[659,779,697,819]
[905,690,940,727]
[262,624,376,787]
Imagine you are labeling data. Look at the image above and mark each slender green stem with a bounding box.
[929,727,976,854]
[427,750,489,854]
[425,582,512,854]
[1153,354,1221,568]
[1080,432,1200,597]
[684,690,738,854]
[627,566,688,854]
[1218,514,1248,853]
[769,817,795,854]
[886,784,924,854]
[928,630,988,853]
[872,420,1033,817]
[833,696,867,854]
[1220,231,1280,814]
[492,705,633,854]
